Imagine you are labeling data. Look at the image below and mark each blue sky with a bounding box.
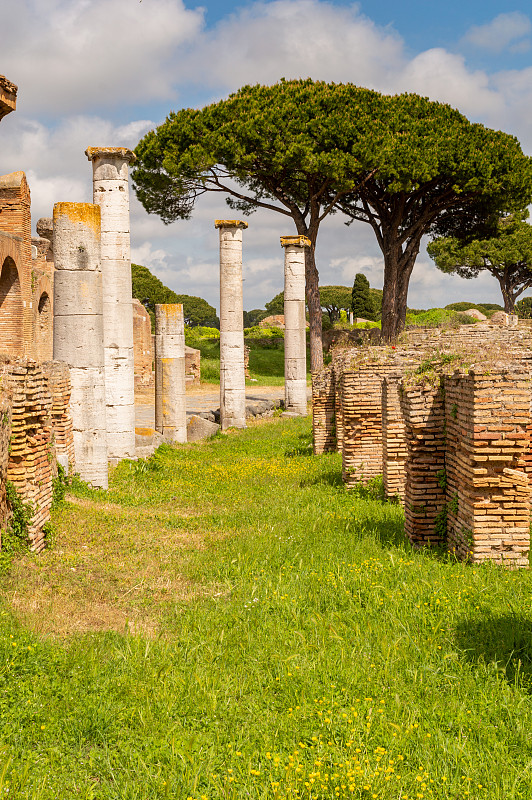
[2,0,532,312]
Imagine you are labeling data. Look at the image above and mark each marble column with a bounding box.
[53,202,108,488]
[281,235,310,415]
[216,219,248,430]
[85,146,136,461]
[155,303,187,443]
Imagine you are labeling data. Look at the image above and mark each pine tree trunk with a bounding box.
[305,245,324,372]
[293,216,323,372]
[380,235,417,342]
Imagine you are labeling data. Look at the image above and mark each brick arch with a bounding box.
[36,291,52,361]
[0,256,23,356]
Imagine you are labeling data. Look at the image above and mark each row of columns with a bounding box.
[53,149,187,489]
[216,220,310,429]
[52,154,309,487]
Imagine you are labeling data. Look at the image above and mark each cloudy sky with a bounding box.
[2,0,532,312]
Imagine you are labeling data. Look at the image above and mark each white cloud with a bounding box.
[130,242,170,272]
[396,49,504,119]
[186,0,404,91]
[2,0,204,115]
[3,0,532,313]
[463,12,531,54]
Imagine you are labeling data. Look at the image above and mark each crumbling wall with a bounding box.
[0,359,74,553]
[341,363,394,487]
[382,374,408,500]
[311,367,336,454]
[445,370,530,566]
[185,345,200,385]
[400,381,447,548]
[0,371,12,548]
[0,173,33,357]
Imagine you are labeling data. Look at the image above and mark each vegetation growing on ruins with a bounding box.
[0,482,32,574]
[428,216,532,313]
[516,296,532,318]
[2,419,532,797]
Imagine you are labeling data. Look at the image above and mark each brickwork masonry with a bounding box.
[311,324,532,567]
[0,359,74,552]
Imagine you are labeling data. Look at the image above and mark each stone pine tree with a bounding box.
[427,216,532,314]
[132,80,389,371]
[351,274,376,320]
[133,79,532,350]
[333,93,532,339]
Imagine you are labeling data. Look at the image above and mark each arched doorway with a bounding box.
[0,256,23,356]
[36,292,52,361]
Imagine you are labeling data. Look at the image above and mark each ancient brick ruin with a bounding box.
[313,323,532,567]
[0,75,192,552]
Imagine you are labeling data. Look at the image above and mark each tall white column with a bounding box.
[85,146,136,461]
[155,303,187,443]
[282,235,310,415]
[53,202,108,488]
[216,219,247,430]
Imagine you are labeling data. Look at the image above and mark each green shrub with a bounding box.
[0,482,33,574]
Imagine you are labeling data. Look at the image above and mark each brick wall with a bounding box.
[0,359,75,553]
[445,370,530,566]
[382,374,408,500]
[0,173,33,357]
[311,367,336,454]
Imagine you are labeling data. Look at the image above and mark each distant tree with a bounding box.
[131,263,218,328]
[173,294,219,328]
[445,301,503,315]
[265,292,285,317]
[319,285,353,323]
[132,80,408,370]
[244,309,268,327]
[428,217,532,313]
[132,263,178,308]
[369,288,383,318]
[351,274,376,320]
[516,296,532,318]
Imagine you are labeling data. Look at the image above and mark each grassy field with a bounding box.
[186,330,311,386]
[1,417,532,798]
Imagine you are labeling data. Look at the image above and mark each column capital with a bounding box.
[215,219,248,230]
[280,235,311,248]
[85,146,136,164]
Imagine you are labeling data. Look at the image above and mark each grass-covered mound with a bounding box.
[1,418,532,797]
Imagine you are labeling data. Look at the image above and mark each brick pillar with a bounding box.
[400,381,447,548]
[312,366,336,454]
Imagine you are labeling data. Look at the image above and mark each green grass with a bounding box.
[2,419,532,798]
[188,336,311,386]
